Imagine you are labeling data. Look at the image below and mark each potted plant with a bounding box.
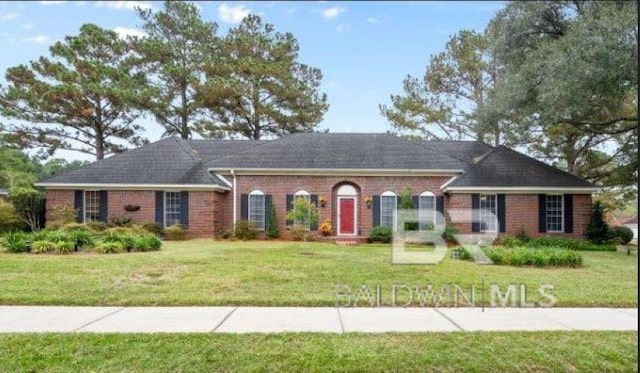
[320,219,332,236]
[124,204,140,212]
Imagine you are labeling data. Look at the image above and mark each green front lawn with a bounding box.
[0,240,637,306]
[0,332,636,372]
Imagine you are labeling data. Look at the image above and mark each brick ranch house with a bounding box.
[36,133,598,240]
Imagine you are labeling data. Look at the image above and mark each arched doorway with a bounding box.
[336,184,358,236]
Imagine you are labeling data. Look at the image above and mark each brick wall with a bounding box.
[446,193,591,239]
[45,189,223,238]
[234,175,451,238]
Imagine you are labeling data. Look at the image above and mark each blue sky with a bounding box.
[0,1,504,160]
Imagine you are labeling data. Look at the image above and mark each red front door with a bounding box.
[339,198,356,235]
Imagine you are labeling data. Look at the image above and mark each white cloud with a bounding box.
[94,1,152,11]
[113,26,146,38]
[367,17,378,24]
[37,1,67,5]
[321,6,344,20]
[21,23,34,30]
[335,25,346,33]
[23,34,50,44]
[218,3,250,24]
[0,12,19,22]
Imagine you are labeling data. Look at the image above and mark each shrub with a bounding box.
[586,201,610,244]
[525,237,615,251]
[102,231,136,252]
[611,226,634,245]
[86,221,107,231]
[515,228,530,243]
[234,220,257,240]
[109,215,133,227]
[164,224,186,241]
[0,200,23,232]
[483,246,583,267]
[497,235,525,248]
[266,204,280,239]
[31,240,57,254]
[68,229,94,249]
[441,226,458,245]
[141,222,165,237]
[290,225,314,242]
[93,241,125,254]
[53,240,74,254]
[1,231,30,253]
[457,246,473,261]
[132,235,162,252]
[369,226,392,244]
[46,205,77,228]
[9,188,45,231]
[319,219,332,236]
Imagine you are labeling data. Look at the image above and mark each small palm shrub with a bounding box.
[164,224,187,240]
[141,222,165,237]
[1,231,30,253]
[441,226,458,245]
[525,237,615,251]
[31,240,57,254]
[498,235,526,248]
[483,246,582,267]
[132,235,162,252]
[93,241,126,254]
[109,215,133,227]
[369,226,392,244]
[86,221,107,231]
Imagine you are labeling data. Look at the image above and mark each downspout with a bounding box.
[231,169,237,229]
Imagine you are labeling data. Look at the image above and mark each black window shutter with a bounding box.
[310,195,318,230]
[471,194,480,232]
[155,191,164,226]
[412,196,419,209]
[372,195,380,227]
[240,194,248,221]
[285,194,293,226]
[74,190,83,223]
[436,196,444,225]
[180,191,189,227]
[538,194,547,233]
[497,194,506,233]
[99,191,108,223]
[564,194,573,233]
[265,195,272,229]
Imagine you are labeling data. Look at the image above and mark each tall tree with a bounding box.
[198,15,328,140]
[0,24,150,160]
[480,1,638,187]
[379,30,508,146]
[135,1,220,139]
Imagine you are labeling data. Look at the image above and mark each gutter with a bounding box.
[442,186,601,194]
[33,183,231,192]
[208,168,465,177]
[231,169,237,230]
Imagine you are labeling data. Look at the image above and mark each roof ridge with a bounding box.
[172,137,202,163]
[200,137,278,164]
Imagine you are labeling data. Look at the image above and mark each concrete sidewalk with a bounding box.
[0,306,636,333]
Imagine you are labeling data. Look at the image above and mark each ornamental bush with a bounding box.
[369,226,392,243]
[483,246,583,267]
[611,226,634,245]
[1,231,30,253]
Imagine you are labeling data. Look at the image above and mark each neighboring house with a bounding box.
[623,216,638,241]
[36,133,598,239]
[0,188,8,199]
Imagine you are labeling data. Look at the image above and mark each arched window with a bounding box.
[248,190,265,230]
[293,190,311,229]
[380,191,397,230]
[418,191,436,229]
[337,184,357,196]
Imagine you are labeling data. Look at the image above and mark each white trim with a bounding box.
[35,183,230,191]
[545,194,564,233]
[418,192,436,228]
[336,184,358,196]
[216,174,233,188]
[212,168,464,177]
[294,190,310,196]
[248,190,266,231]
[443,186,599,194]
[440,176,459,190]
[163,191,182,228]
[337,196,357,236]
[380,192,398,232]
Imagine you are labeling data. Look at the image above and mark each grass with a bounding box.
[0,332,636,372]
[0,240,637,306]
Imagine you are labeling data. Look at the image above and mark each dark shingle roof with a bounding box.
[40,137,227,187]
[205,133,468,170]
[39,133,594,189]
[447,146,595,188]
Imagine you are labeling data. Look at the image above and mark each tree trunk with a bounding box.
[180,84,189,139]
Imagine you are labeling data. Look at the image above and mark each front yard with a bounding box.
[0,240,637,307]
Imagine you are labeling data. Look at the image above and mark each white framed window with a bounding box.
[294,190,311,230]
[248,190,265,230]
[380,191,397,230]
[546,194,564,233]
[84,190,100,223]
[479,194,498,232]
[164,191,182,227]
[418,191,436,229]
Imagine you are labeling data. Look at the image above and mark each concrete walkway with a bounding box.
[0,306,637,333]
